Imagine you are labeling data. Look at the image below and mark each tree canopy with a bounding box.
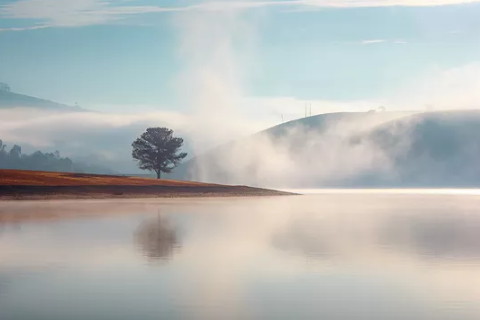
[132,127,187,179]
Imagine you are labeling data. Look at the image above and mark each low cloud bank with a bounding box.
[184,110,480,188]
[0,108,189,173]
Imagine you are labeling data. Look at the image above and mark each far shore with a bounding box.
[0,169,294,200]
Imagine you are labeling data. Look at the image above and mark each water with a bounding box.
[1,192,480,320]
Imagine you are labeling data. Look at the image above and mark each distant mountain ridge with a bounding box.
[0,84,83,111]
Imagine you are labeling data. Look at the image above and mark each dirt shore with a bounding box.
[0,169,293,200]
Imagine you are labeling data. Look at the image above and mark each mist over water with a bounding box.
[1,193,480,319]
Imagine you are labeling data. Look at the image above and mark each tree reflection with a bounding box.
[134,216,180,261]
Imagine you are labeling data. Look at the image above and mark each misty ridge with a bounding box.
[2,83,480,188]
[175,110,480,188]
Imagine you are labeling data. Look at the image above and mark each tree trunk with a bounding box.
[156,171,161,179]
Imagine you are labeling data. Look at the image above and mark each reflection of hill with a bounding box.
[273,200,480,262]
[134,216,179,261]
[381,211,480,259]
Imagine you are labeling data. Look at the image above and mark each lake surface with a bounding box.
[1,191,480,320]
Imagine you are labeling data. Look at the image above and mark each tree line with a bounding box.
[0,140,74,172]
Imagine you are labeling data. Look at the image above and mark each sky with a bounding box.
[1,0,480,124]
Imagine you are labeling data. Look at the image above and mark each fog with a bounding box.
[0,108,189,172]
[186,111,407,187]
[173,2,259,150]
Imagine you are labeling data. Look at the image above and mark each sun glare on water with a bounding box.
[284,188,480,195]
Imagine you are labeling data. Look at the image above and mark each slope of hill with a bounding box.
[0,88,83,111]
[263,111,408,138]
[175,110,480,188]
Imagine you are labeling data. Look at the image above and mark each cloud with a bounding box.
[0,104,267,172]
[0,0,289,30]
[0,25,49,32]
[394,62,480,111]
[361,39,387,45]
[296,0,480,8]
[0,108,190,171]
[251,62,480,119]
[349,39,408,45]
[1,0,479,30]
[0,0,182,29]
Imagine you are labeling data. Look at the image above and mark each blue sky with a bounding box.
[1,0,480,117]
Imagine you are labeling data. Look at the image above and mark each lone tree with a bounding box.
[132,127,187,179]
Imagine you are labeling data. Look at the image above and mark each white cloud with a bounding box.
[361,39,387,45]
[0,0,182,29]
[0,25,49,32]
[297,0,480,8]
[1,0,479,30]
[244,61,480,121]
[394,62,480,111]
[356,39,408,45]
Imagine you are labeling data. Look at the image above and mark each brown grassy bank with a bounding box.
[0,169,293,200]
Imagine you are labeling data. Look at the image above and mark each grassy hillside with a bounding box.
[0,169,214,187]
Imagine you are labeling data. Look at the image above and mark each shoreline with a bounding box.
[0,185,294,200]
[0,170,294,200]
